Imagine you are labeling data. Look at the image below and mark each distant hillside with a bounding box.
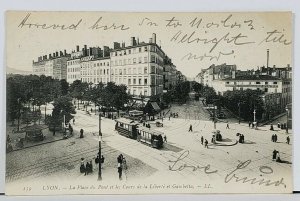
[6,67,32,75]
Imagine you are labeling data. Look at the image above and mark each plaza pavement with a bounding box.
[6,103,293,194]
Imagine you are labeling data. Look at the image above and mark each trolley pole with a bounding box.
[98,113,102,181]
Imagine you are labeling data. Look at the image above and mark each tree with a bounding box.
[192,81,203,93]
[60,79,69,96]
[223,89,265,121]
[100,82,131,116]
[69,80,89,109]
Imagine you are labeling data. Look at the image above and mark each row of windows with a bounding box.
[111,47,148,57]
[234,87,278,93]
[111,57,148,66]
[67,60,80,66]
[81,77,109,83]
[67,67,80,72]
[68,74,80,79]
[226,81,278,85]
[81,61,110,68]
[128,88,148,96]
[111,67,148,75]
[81,69,110,76]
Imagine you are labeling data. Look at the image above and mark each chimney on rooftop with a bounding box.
[152,33,156,44]
[131,37,136,46]
[76,45,79,52]
[64,49,67,56]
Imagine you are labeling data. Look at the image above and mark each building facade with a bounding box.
[33,50,70,80]
[109,34,164,96]
[33,34,182,97]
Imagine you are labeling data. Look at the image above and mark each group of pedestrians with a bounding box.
[272,134,291,144]
[117,154,127,180]
[80,158,93,176]
[248,121,257,129]
[277,122,288,130]
[272,149,281,162]
[237,133,245,143]
[271,134,278,142]
[169,112,179,119]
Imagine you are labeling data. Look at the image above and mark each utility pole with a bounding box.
[98,112,102,180]
[238,102,241,124]
[285,105,289,134]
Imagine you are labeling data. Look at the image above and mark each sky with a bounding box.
[6,11,292,78]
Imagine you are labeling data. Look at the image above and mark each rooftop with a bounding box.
[224,75,281,81]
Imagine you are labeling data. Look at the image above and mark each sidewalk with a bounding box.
[6,123,71,152]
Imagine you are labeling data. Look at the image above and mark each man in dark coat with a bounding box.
[204,139,208,148]
[201,136,204,145]
[188,124,193,132]
[274,134,278,142]
[80,129,84,138]
[286,136,290,144]
[272,150,277,161]
[118,163,122,180]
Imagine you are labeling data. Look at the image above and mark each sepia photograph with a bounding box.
[5,11,293,195]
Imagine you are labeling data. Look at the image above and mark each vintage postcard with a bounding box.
[5,11,293,195]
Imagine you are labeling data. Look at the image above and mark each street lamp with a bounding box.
[98,112,102,180]
[238,102,241,124]
[285,105,289,134]
[214,105,217,129]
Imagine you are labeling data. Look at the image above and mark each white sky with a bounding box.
[6,11,292,78]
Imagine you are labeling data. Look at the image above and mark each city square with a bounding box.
[6,100,292,194]
[5,12,293,194]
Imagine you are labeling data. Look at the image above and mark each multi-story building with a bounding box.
[163,56,177,91]
[34,33,182,97]
[195,63,237,87]
[67,45,111,84]
[32,50,70,80]
[109,34,164,96]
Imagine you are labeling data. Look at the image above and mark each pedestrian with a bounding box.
[226,123,230,129]
[89,160,93,172]
[239,134,242,143]
[101,155,105,165]
[118,162,123,180]
[204,139,208,148]
[164,135,167,143]
[271,134,275,142]
[188,124,193,132]
[73,118,75,125]
[80,158,86,174]
[274,134,278,143]
[122,157,127,170]
[276,151,281,162]
[272,150,277,161]
[95,154,100,164]
[80,129,84,138]
[169,116,171,121]
[286,136,290,144]
[251,122,254,129]
[248,121,251,128]
[85,162,90,175]
[277,122,280,128]
[270,124,274,131]
[201,136,204,145]
[69,126,73,135]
